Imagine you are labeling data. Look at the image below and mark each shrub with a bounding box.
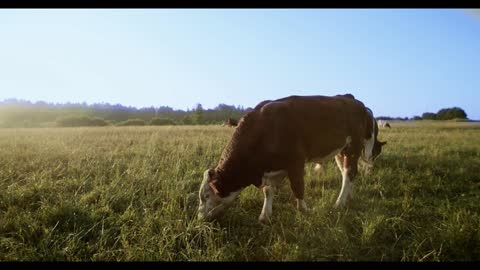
[116,119,146,126]
[451,118,470,122]
[149,117,176,126]
[182,115,193,125]
[56,116,109,127]
[89,117,109,126]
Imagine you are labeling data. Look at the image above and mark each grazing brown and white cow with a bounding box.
[377,120,391,128]
[197,94,386,223]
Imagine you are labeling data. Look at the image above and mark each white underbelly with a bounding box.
[261,170,287,187]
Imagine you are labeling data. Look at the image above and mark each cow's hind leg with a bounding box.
[335,154,344,173]
[259,171,286,224]
[334,154,359,208]
[288,162,310,213]
[259,186,274,224]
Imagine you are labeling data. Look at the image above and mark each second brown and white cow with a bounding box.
[197,94,386,223]
[222,118,238,127]
[377,120,391,128]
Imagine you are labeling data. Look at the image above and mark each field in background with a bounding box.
[0,122,479,261]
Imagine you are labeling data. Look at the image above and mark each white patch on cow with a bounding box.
[334,168,353,208]
[258,170,287,223]
[259,186,274,223]
[197,169,243,221]
[261,170,287,187]
[334,154,344,173]
[363,112,376,163]
[197,174,218,220]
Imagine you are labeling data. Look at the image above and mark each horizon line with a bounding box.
[0,97,474,120]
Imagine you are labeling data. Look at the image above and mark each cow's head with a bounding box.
[361,138,386,175]
[362,110,387,168]
[372,116,387,162]
[371,140,387,161]
[197,168,241,221]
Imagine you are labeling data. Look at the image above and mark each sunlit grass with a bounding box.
[0,122,479,261]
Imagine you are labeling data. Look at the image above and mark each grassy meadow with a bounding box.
[0,121,479,261]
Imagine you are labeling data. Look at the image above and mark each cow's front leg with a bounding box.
[335,154,344,173]
[334,154,358,208]
[259,185,274,224]
[296,198,309,213]
[288,163,310,213]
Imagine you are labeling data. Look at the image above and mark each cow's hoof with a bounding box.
[333,201,345,209]
[258,215,271,225]
[298,206,311,214]
[296,200,310,213]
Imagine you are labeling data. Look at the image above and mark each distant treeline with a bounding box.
[376,107,468,121]
[0,99,469,128]
[0,99,250,128]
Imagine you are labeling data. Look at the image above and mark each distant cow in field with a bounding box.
[377,120,391,128]
[197,94,386,223]
[222,118,238,127]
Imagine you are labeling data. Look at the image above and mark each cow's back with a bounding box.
[256,95,369,162]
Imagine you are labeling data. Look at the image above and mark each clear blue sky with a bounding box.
[1,9,479,119]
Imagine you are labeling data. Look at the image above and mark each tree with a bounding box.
[422,112,437,120]
[182,115,193,125]
[436,107,467,120]
[192,103,204,125]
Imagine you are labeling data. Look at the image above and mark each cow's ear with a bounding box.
[380,141,387,146]
[207,168,216,181]
[208,179,221,196]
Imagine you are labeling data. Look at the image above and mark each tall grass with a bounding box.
[0,122,479,261]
